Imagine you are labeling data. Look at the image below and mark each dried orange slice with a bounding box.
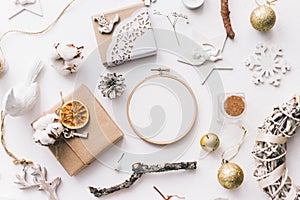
[59,100,89,129]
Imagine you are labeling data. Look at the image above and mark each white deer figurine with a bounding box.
[15,165,61,200]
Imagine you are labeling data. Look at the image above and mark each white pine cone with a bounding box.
[98,73,126,99]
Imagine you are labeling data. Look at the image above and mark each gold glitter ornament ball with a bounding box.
[217,162,244,189]
[250,5,276,32]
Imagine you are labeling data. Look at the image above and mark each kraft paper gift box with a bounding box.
[91,3,157,67]
[32,85,124,176]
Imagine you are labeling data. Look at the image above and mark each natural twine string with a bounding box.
[0,0,76,71]
[1,111,33,165]
[221,126,247,164]
[0,0,76,165]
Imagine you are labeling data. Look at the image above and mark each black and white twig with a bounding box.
[89,161,197,198]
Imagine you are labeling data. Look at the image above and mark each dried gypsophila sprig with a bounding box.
[98,73,126,100]
[153,10,189,45]
[153,186,185,200]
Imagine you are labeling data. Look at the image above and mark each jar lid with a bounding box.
[182,0,205,9]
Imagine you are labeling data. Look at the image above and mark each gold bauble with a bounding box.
[200,133,220,152]
[217,162,244,189]
[250,5,276,32]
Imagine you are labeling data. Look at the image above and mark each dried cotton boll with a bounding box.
[45,123,64,137]
[33,114,64,146]
[33,130,56,146]
[33,123,64,146]
[51,43,84,76]
[53,43,81,60]
[32,113,60,131]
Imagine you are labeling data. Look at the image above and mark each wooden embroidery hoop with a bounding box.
[126,68,198,145]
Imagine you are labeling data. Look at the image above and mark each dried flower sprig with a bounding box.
[153,10,189,45]
[153,186,185,200]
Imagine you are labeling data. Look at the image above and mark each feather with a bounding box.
[3,89,16,111]
[27,60,43,84]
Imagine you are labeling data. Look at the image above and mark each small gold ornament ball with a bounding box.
[250,5,276,32]
[217,162,244,189]
[200,133,220,152]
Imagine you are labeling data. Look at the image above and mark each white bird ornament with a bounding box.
[3,61,43,117]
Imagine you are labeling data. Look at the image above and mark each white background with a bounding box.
[1,0,300,199]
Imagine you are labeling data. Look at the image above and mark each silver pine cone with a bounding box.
[98,73,126,99]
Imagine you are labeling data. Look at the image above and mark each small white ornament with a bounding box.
[3,61,43,117]
[9,0,43,19]
[94,14,119,34]
[143,0,156,6]
[13,0,36,5]
[178,44,222,66]
[193,45,223,63]
[33,114,64,146]
[245,43,291,87]
[51,43,84,76]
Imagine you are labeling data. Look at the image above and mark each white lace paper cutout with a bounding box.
[106,8,156,67]
[245,43,291,87]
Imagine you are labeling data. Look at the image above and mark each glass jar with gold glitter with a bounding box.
[218,93,246,122]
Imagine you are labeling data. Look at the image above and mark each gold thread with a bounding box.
[0,0,76,69]
[221,126,247,163]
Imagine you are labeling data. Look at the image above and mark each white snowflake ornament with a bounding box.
[245,43,291,87]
